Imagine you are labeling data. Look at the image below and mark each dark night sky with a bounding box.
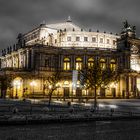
[0,0,140,50]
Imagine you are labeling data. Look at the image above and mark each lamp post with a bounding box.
[13,80,21,99]
[30,80,37,103]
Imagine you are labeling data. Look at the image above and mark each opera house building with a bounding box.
[0,17,140,100]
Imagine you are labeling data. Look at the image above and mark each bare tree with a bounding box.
[45,71,61,106]
[80,61,120,109]
[0,73,13,98]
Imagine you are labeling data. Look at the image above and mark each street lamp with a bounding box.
[30,80,37,102]
[13,80,21,99]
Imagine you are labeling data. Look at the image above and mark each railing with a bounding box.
[0,102,140,117]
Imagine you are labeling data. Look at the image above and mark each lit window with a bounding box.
[64,81,69,85]
[107,39,110,44]
[84,37,88,42]
[110,59,116,71]
[76,57,82,70]
[76,37,80,41]
[100,59,106,69]
[88,58,94,68]
[67,37,71,41]
[63,57,70,70]
[100,38,103,43]
[92,37,96,42]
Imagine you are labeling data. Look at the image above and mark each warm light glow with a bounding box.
[100,58,106,69]
[88,58,94,68]
[131,64,140,71]
[110,82,117,88]
[30,81,37,87]
[13,80,21,89]
[56,82,62,87]
[49,85,52,89]
[63,58,70,70]
[131,57,140,71]
[76,57,82,70]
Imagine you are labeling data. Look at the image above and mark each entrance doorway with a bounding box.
[64,87,70,97]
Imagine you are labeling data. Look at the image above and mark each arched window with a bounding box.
[63,57,70,70]
[64,81,69,85]
[88,58,94,68]
[110,59,116,71]
[76,57,82,70]
[100,59,106,69]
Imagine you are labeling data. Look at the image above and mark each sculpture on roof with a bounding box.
[122,20,136,32]
[123,20,129,28]
[67,16,72,22]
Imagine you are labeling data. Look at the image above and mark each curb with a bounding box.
[0,115,140,126]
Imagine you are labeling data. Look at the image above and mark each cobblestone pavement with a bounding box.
[0,120,140,140]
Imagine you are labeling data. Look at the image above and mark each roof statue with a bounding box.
[40,20,46,26]
[122,20,136,32]
[123,20,129,28]
[132,25,136,31]
[67,16,72,22]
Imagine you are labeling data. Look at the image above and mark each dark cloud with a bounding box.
[0,0,140,50]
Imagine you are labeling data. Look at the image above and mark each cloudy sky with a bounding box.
[0,0,140,50]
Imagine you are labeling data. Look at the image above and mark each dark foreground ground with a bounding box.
[0,120,140,140]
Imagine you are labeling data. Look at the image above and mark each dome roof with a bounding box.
[46,21,81,31]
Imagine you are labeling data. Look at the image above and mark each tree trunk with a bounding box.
[94,86,97,109]
[48,90,53,107]
[1,89,6,99]
[0,88,2,98]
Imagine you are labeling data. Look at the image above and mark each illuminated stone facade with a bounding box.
[1,19,140,99]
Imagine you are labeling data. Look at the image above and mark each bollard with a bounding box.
[110,108,114,116]
[69,107,74,113]
[30,105,32,115]
[67,101,71,107]
[12,107,18,114]
[42,107,49,113]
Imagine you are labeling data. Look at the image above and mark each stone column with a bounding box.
[133,76,137,97]
[31,49,35,69]
[83,55,86,68]
[58,54,62,70]
[125,75,129,99]
[26,49,29,69]
[70,55,73,70]
[73,55,76,70]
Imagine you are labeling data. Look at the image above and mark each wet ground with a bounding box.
[0,120,140,140]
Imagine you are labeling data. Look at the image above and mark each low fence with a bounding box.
[0,103,140,117]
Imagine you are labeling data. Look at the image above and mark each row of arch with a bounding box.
[63,57,116,70]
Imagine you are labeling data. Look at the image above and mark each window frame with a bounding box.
[92,37,96,42]
[76,36,80,42]
[107,39,110,44]
[88,58,94,68]
[63,57,71,70]
[67,36,71,42]
[84,37,88,42]
[76,57,82,70]
[100,58,106,69]
[100,38,104,43]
